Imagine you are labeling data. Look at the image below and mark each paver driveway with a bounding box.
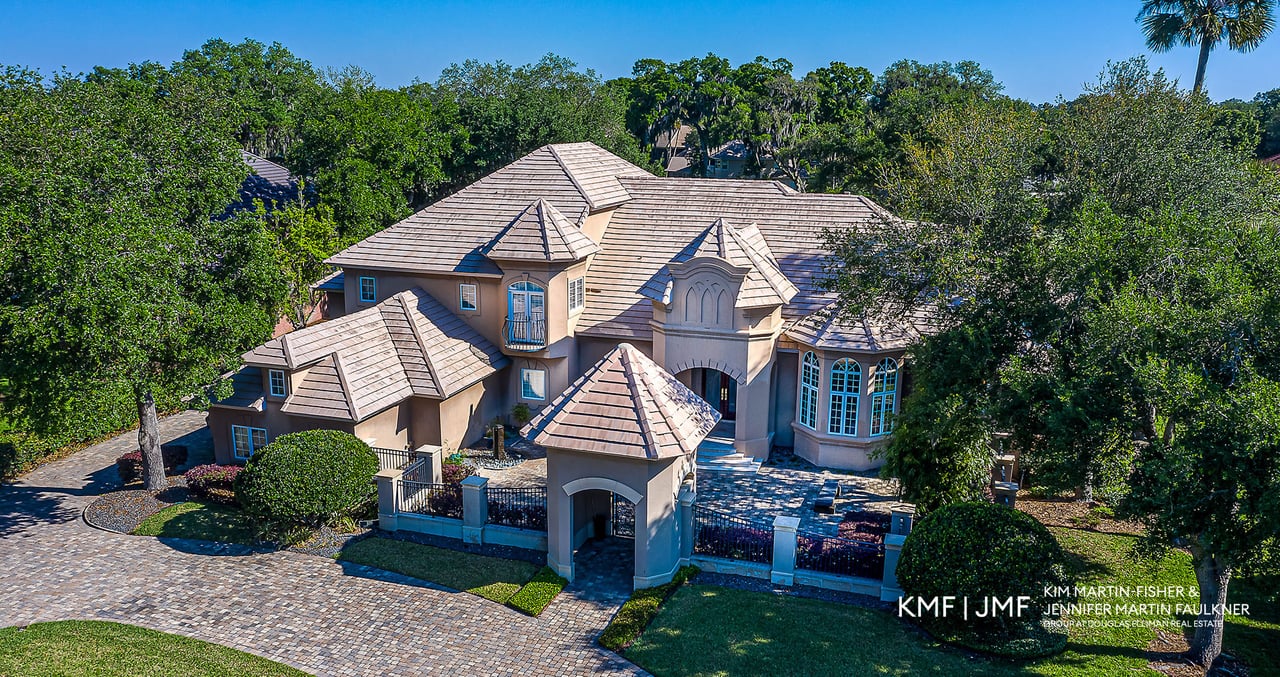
[0,411,645,676]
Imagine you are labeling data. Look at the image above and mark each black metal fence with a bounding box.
[693,505,773,564]
[503,314,546,350]
[400,480,463,519]
[373,447,414,471]
[612,493,635,538]
[795,531,885,579]
[486,486,547,531]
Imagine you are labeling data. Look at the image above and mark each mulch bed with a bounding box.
[1016,496,1144,535]
[289,526,374,558]
[83,481,188,534]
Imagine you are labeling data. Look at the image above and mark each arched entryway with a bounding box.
[563,483,637,596]
[683,368,737,421]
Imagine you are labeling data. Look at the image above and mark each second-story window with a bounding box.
[568,276,585,314]
[268,369,287,398]
[459,283,478,311]
[359,276,376,303]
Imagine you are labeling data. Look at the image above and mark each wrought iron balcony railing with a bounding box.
[503,313,546,351]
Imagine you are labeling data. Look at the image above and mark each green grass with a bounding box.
[624,528,1280,677]
[507,566,569,616]
[337,536,540,605]
[0,620,305,676]
[599,565,700,651]
[131,501,259,546]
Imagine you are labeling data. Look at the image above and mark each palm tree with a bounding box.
[1138,0,1276,93]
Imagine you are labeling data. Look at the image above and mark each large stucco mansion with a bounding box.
[209,143,928,471]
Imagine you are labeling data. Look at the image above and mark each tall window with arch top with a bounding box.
[799,351,819,429]
[870,357,898,436]
[828,358,861,436]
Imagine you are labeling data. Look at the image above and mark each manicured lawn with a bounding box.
[625,528,1280,677]
[0,620,305,676]
[131,501,258,545]
[338,536,541,605]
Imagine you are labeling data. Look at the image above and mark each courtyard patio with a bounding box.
[471,436,901,537]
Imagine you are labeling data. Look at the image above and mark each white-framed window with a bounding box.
[568,276,585,314]
[798,351,819,429]
[231,425,268,460]
[520,368,547,401]
[870,358,899,436]
[268,369,287,398]
[828,359,861,436]
[459,283,478,311]
[359,276,376,303]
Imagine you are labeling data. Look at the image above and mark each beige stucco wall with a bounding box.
[207,406,355,465]
[546,447,691,588]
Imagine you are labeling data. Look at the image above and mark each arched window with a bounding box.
[506,280,546,347]
[828,359,861,436]
[870,358,898,436]
[799,352,819,429]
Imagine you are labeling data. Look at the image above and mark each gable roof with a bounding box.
[640,218,798,309]
[484,198,601,263]
[227,151,299,215]
[521,343,720,459]
[327,143,649,275]
[242,288,509,421]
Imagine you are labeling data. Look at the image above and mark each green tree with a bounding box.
[1139,0,1276,93]
[170,38,322,158]
[824,59,1278,667]
[289,68,464,240]
[627,54,743,176]
[0,67,285,489]
[434,54,652,190]
[255,189,345,331]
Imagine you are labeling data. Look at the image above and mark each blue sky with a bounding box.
[2,0,1278,103]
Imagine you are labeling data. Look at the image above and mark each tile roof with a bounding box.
[484,198,601,263]
[784,303,940,352]
[521,343,720,459]
[228,151,299,214]
[310,270,345,292]
[640,218,798,309]
[241,288,508,421]
[327,143,649,275]
[210,367,265,411]
[578,175,888,338]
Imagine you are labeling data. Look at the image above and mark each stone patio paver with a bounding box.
[0,410,645,676]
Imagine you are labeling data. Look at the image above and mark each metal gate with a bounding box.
[611,493,635,539]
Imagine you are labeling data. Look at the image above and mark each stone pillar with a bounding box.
[461,475,488,544]
[881,533,907,602]
[677,481,696,563]
[890,504,916,536]
[992,482,1019,508]
[737,353,775,460]
[771,516,801,586]
[414,444,444,484]
[375,467,404,532]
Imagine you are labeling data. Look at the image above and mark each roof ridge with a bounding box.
[546,144,599,211]
[329,352,359,421]
[395,290,446,397]
[280,334,296,370]
[618,346,660,459]
[536,199,555,260]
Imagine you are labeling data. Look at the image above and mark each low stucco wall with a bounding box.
[792,425,885,472]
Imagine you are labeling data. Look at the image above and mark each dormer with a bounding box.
[641,218,798,331]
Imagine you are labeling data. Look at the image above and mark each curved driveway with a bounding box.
[0,412,644,676]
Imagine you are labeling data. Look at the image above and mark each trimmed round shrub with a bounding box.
[234,430,378,526]
[184,464,242,505]
[896,502,1074,658]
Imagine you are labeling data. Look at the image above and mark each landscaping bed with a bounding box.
[0,620,305,677]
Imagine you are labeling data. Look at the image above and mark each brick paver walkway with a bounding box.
[0,411,644,676]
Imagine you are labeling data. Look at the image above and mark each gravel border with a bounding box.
[82,482,189,534]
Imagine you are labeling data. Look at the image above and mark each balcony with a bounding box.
[503,313,546,351]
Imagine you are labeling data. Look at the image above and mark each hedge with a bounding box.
[598,565,700,651]
[234,430,378,527]
[896,502,1073,657]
